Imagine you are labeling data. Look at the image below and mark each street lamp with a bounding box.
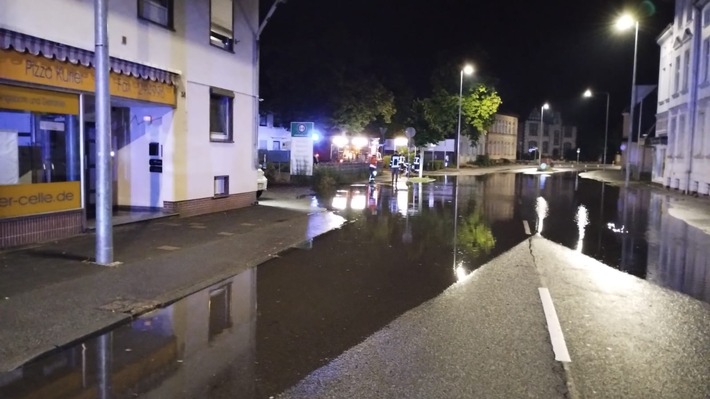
[577,147,581,164]
[457,64,475,170]
[583,89,611,166]
[539,103,550,166]
[616,13,639,187]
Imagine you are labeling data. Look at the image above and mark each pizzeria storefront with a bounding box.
[0,29,179,248]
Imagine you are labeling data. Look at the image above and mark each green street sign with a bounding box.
[291,122,314,137]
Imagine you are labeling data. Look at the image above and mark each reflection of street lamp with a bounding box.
[457,64,475,170]
[583,89,610,165]
[539,103,549,165]
[616,13,639,187]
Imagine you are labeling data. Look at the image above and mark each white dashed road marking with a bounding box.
[538,287,571,363]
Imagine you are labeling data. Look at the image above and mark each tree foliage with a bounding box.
[260,34,395,133]
[461,84,503,143]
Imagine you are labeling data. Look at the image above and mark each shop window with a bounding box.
[0,110,80,185]
[210,0,234,51]
[209,88,233,142]
[137,0,174,29]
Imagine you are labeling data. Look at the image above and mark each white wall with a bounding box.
[1,0,260,203]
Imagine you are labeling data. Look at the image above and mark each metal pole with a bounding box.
[95,0,113,265]
[603,92,610,166]
[539,106,544,165]
[624,21,639,187]
[456,70,463,170]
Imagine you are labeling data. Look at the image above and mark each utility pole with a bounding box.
[94,0,114,265]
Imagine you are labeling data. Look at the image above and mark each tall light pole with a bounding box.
[616,13,639,187]
[583,89,611,166]
[457,64,474,170]
[539,103,550,166]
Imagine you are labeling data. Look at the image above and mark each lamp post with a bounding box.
[616,13,639,187]
[577,148,581,164]
[539,103,549,165]
[457,64,474,170]
[583,89,611,166]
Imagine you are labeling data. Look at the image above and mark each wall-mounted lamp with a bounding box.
[143,115,152,124]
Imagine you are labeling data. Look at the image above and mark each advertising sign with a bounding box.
[0,181,82,218]
[289,122,314,176]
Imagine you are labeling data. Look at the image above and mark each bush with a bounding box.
[382,155,392,169]
[501,158,513,165]
[474,155,493,167]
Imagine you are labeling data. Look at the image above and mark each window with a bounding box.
[138,0,173,28]
[704,39,710,83]
[704,5,710,27]
[543,126,549,136]
[272,141,280,150]
[259,114,267,126]
[210,0,234,51]
[529,123,538,136]
[214,175,229,197]
[553,131,560,145]
[683,49,690,92]
[210,88,233,142]
[208,284,232,340]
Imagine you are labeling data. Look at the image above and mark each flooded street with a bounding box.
[2,171,710,398]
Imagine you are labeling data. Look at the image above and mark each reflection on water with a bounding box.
[12,172,709,396]
[0,270,257,399]
[522,172,710,303]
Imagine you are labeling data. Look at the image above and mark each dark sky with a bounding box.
[260,0,674,149]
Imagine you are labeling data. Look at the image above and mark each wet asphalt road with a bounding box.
[2,171,710,398]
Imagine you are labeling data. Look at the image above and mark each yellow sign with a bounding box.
[0,181,81,218]
[0,84,79,114]
[0,49,176,106]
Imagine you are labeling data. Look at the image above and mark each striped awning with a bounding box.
[0,28,179,85]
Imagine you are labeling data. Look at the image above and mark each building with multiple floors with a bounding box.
[653,0,710,194]
[458,113,519,163]
[0,0,260,248]
[484,113,518,160]
[519,109,577,160]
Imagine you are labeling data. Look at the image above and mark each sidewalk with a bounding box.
[0,185,342,372]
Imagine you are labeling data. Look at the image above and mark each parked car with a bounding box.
[257,167,268,198]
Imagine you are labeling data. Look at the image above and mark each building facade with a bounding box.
[0,0,260,248]
[654,0,710,194]
[484,113,518,160]
[520,109,577,160]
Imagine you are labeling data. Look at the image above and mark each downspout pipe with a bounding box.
[687,1,703,194]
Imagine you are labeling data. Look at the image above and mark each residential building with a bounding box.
[653,0,710,194]
[484,113,518,160]
[0,0,260,248]
[520,109,577,160]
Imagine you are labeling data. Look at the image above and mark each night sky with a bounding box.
[260,0,675,153]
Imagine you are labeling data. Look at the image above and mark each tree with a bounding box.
[260,33,395,133]
[460,84,503,144]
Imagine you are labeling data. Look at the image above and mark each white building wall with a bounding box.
[486,113,518,160]
[1,0,259,203]
[656,1,710,194]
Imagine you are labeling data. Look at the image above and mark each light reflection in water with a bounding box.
[575,205,589,252]
[535,196,549,235]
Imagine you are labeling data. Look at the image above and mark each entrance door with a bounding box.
[83,116,120,219]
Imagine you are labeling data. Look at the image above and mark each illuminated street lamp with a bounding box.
[457,64,475,169]
[616,13,639,187]
[583,89,610,166]
[539,103,549,165]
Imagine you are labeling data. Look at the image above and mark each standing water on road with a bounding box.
[1,171,709,398]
